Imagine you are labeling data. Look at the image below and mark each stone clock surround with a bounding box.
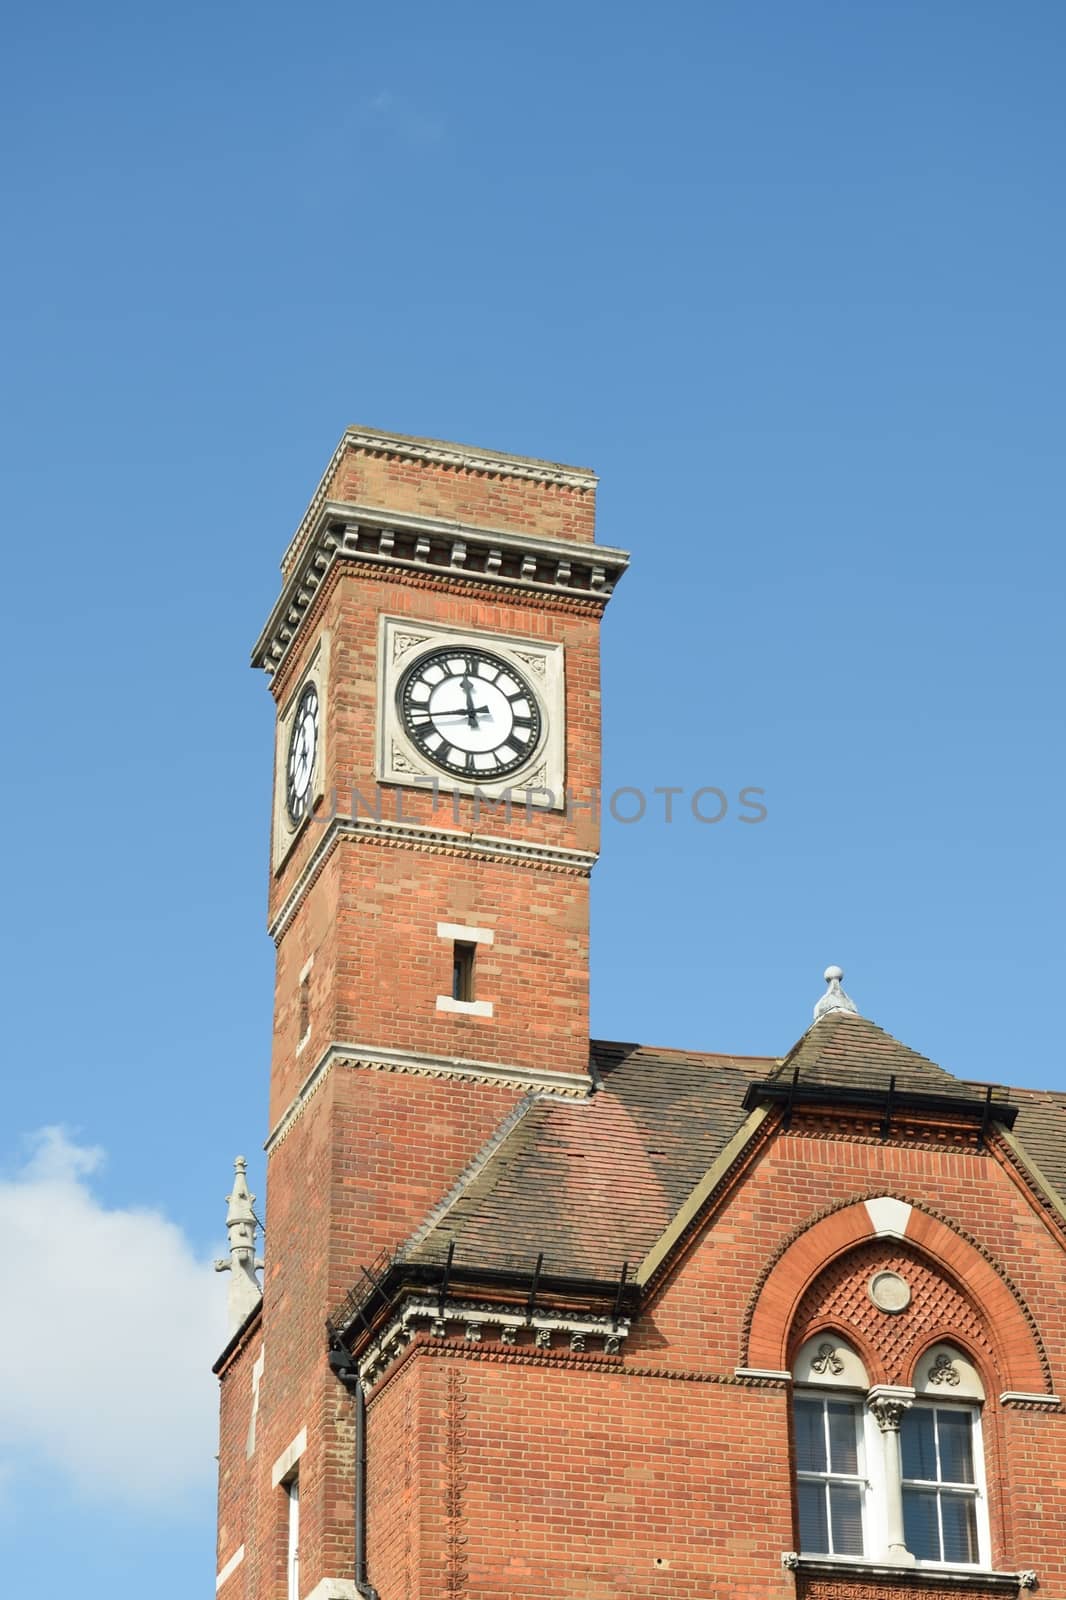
[376,614,566,805]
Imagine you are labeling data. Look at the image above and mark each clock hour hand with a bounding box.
[459,673,480,728]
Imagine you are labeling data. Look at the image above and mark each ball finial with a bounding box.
[813,964,859,1021]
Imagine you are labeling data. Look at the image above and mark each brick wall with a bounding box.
[351,1112,1066,1599]
[323,442,598,546]
[216,438,610,1600]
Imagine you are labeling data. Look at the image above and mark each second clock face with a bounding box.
[286,680,319,822]
[399,646,543,778]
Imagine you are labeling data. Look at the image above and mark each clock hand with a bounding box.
[459,673,479,728]
[435,705,490,720]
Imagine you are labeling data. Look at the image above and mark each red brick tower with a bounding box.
[213,428,628,1600]
[215,430,1066,1600]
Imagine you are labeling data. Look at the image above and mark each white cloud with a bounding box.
[0,1129,228,1512]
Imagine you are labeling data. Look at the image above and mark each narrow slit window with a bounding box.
[298,973,311,1045]
[452,942,476,1003]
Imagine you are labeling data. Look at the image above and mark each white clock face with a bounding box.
[398,647,542,778]
[286,680,319,822]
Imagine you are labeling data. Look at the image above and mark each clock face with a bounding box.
[398,646,543,779]
[286,680,319,822]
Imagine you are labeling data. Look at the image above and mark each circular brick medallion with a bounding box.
[869,1270,911,1313]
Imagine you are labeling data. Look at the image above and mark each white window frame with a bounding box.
[793,1391,871,1557]
[899,1400,991,1571]
[285,1473,300,1600]
[792,1341,992,1573]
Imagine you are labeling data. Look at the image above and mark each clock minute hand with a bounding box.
[436,705,490,720]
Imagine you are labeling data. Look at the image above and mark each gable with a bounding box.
[367,1017,1066,1325]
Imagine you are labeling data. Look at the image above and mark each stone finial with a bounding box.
[813,965,859,1022]
[214,1156,263,1335]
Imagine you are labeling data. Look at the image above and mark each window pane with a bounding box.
[827,1401,859,1474]
[941,1493,979,1563]
[901,1408,937,1480]
[903,1487,941,1561]
[798,1480,829,1553]
[937,1410,975,1484]
[794,1399,827,1473]
[829,1483,865,1556]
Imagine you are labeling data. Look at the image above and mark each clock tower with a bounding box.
[215,427,628,1600]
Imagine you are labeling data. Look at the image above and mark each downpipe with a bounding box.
[329,1348,380,1600]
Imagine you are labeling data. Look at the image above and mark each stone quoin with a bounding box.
[213,427,1066,1600]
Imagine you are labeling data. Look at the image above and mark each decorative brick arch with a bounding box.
[744,1197,1049,1394]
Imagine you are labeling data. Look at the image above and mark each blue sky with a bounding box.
[1,2,1063,1593]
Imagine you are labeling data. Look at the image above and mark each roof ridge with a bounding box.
[591,1039,780,1070]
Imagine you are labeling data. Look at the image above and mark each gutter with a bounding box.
[328,1345,380,1600]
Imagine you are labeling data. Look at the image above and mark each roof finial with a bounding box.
[813,964,859,1022]
[214,1156,263,1335]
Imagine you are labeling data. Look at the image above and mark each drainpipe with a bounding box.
[353,1379,379,1600]
[329,1348,380,1600]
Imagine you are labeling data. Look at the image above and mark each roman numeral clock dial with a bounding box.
[398,647,543,779]
[285,680,319,822]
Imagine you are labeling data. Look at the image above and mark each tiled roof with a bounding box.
[1011,1087,1066,1208]
[399,1017,1065,1284]
[766,1011,983,1099]
[402,1045,772,1281]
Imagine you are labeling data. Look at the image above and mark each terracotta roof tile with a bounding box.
[403,1044,770,1281]
[400,1022,1066,1284]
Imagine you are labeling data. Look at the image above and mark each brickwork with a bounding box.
[217,438,609,1600]
[350,1110,1066,1597]
[365,1347,796,1600]
[322,439,598,547]
[216,435,1066,1600]
[266,568,605,924]
[790,1238,997,1384]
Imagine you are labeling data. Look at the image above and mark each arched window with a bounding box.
[901,1344,989,1567]
[791,1336,991,1570]
[792,1335,870,1559]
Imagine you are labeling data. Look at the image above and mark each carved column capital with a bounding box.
[866,1384,915,1433]
[868,1396,909,1432]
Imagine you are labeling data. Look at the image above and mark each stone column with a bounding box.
[867,1386,916,1566]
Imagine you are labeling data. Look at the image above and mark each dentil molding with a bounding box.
[265,1040,592,1154]
[280,427,599,580]
[253,497,628,678]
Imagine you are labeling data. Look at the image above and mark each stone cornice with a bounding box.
[265,1041,591,1154]
[280,427,598,579]
[268,813,597,944]
[253,497,629,676]
[999,1390,1063,1408]
[358,1294,630,1388]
